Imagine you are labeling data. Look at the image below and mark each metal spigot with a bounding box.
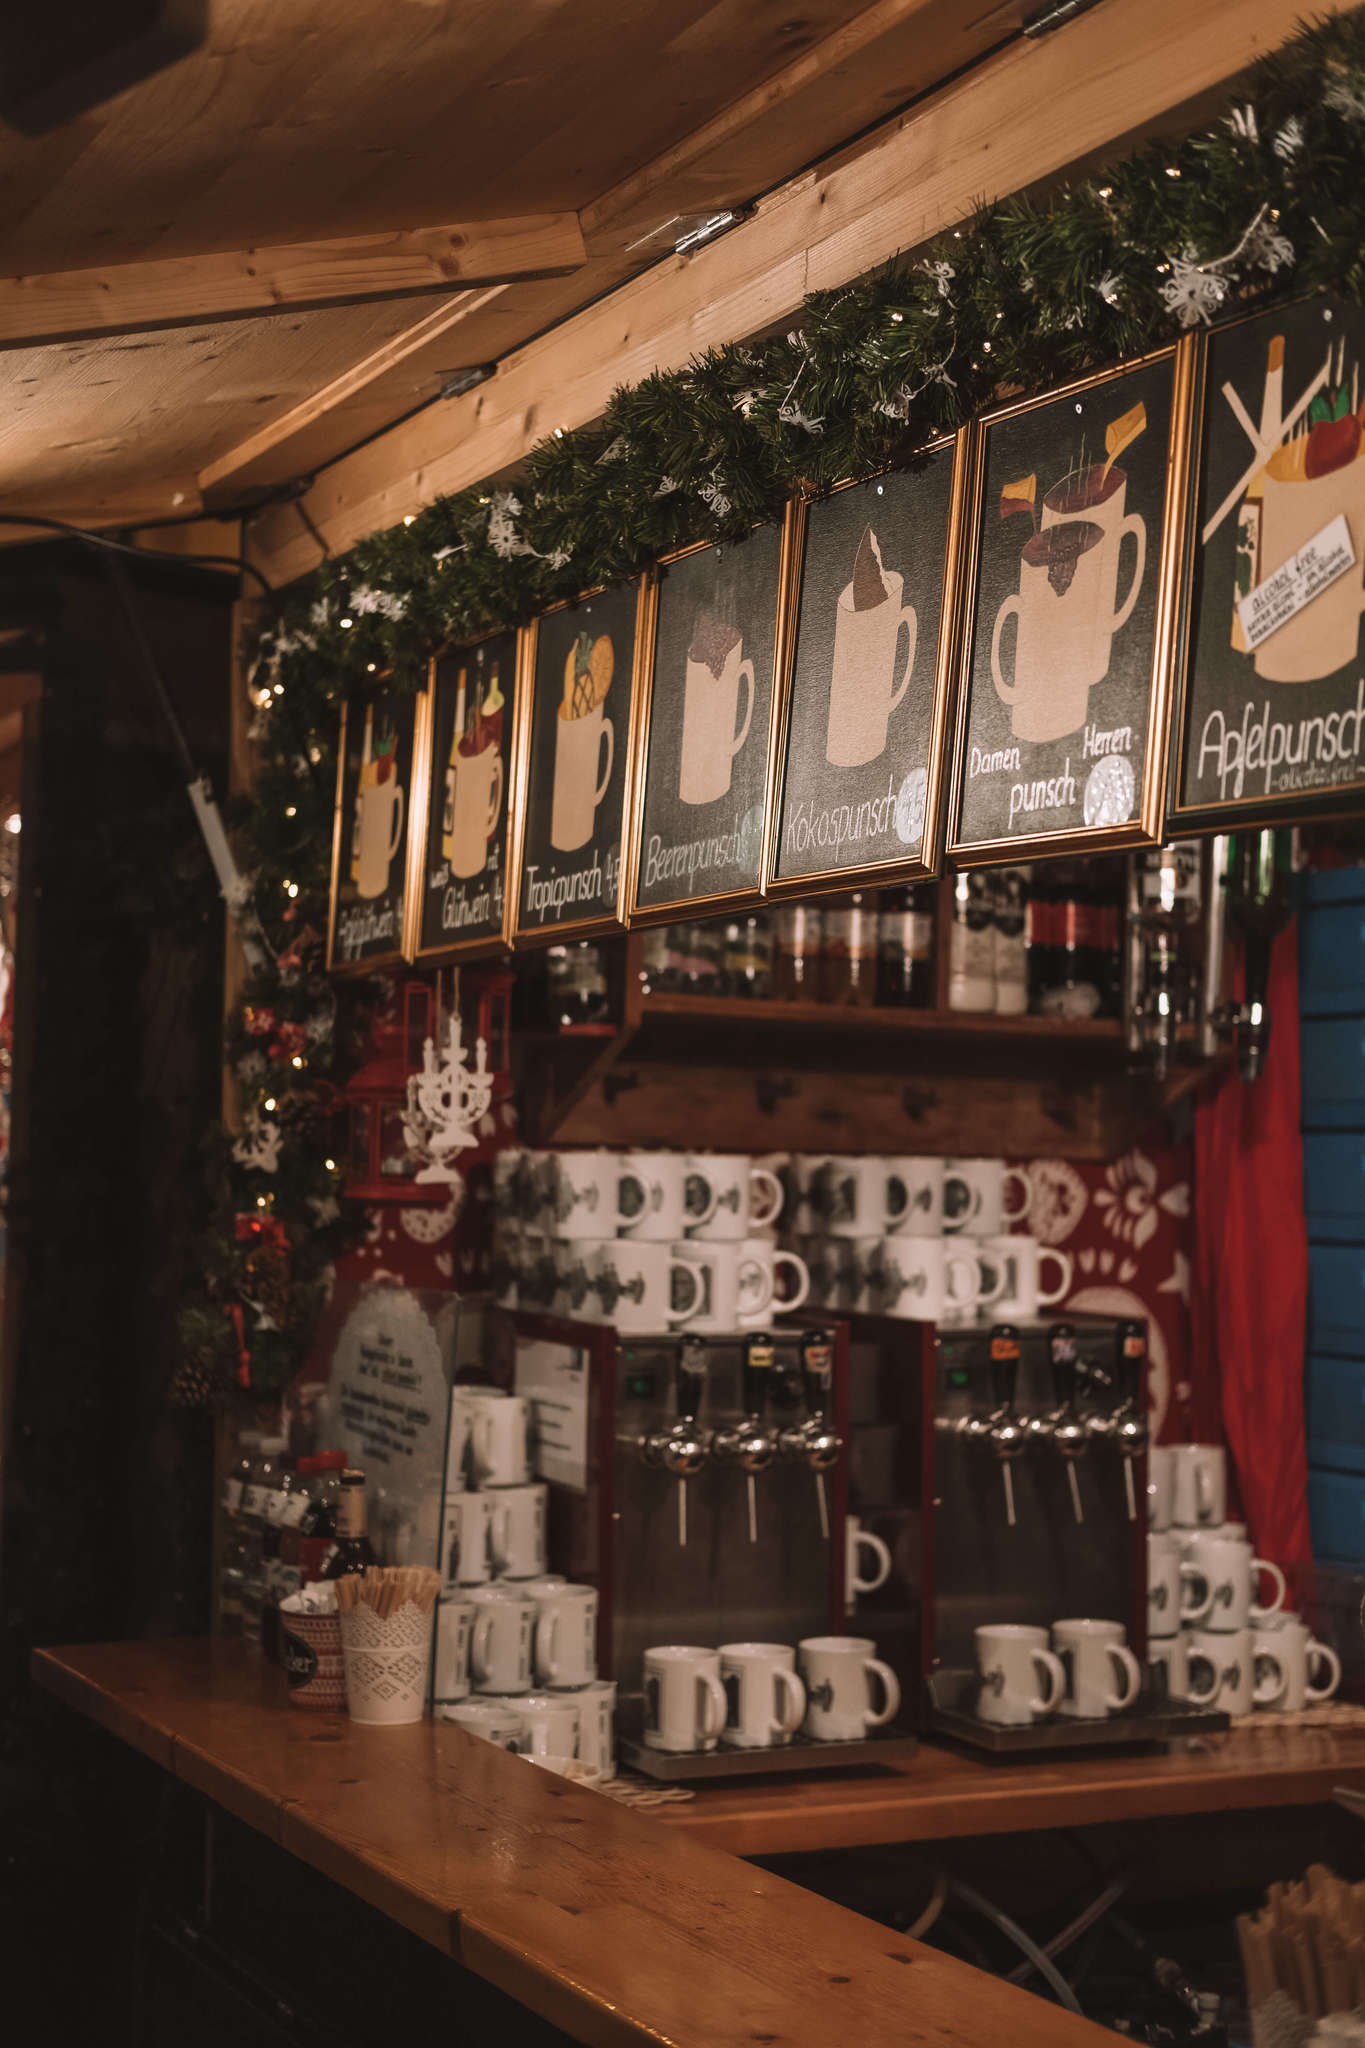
[777,1328,843,1539]
[712,1334,778,1542]
[639,1335,710,1546]
[1045,1321,1088,1525]
[1112,1318,1150,1522]
[986,1325,1025,1527]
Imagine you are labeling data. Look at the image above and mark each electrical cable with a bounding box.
[904,1871,948,1942]
[0,510,274,597]
[945,1877,1083,2014]
[1005,1878,1128,1984]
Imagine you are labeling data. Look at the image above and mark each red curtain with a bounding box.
[1192,921,1312,1566]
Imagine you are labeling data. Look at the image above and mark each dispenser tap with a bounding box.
[639,1335,710,1546]
[776,1328,842,1540]
[986,1324,1026,1528]
[711,1334,779,1543]
[1111,1318,1150,1522]
[1045,1321,1087,1525]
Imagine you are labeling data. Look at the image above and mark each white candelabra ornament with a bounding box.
[401,1010,493,1192]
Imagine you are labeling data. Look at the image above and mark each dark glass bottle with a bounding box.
[877,885,935,1008]
[822,892,877,1005]
[722,914,773,999]
[322,1468,377,1581]
[773,903,823,1000]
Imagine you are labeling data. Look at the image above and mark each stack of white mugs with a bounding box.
[492,1146,1069,1332]
[434,1386,615,1777]
[1147,1444,1340,1718]
[642,1634,902,1754]
[974,1616,1145,1726]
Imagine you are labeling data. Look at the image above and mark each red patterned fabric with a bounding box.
[1191,923,1312,1567]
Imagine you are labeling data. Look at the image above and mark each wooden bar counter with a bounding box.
[33,1638,1116,2048]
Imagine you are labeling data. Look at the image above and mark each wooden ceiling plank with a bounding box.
[0,476,203,547]
[0,215,585,351]
[244,0,1336,589]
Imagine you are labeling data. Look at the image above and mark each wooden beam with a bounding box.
[0,215,586,350]
[0,477,202,547]
[244,0,1343,588]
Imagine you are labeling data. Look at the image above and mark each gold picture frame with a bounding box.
[403,627,522,964]
[946,337,1196,867]
[624,521,792,929]
[507,575,648,948]
[765,433,970,900]
[325,685,421,976]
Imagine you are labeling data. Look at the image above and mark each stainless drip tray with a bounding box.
[620,1728,919,1781]
[926,1668,1230,1752]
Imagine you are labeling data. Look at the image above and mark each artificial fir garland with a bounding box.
[177,11,1365,1406]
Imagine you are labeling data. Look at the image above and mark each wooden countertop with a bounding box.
[656,1716,1365,1857]
[33,1638,1114,2048]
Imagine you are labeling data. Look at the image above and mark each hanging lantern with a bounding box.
[340,980,445,1203]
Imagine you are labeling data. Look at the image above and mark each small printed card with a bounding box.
[1236,511,1356,654]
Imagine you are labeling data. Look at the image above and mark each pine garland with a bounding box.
[179,11,1365,1406]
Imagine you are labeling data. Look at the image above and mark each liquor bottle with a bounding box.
[948,872,994,1012]
[877,885,935,1008]
[683,919,723,997]
[322,1468,378,1581]
[773,903,823,1000]
[822,892,877,1005]
[722,914,773,999]
[991,867,1031,1017]
[1031,864,1123,1019]
[637,925,671,997]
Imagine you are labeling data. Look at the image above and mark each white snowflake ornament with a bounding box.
[232,1113,282,1174]
[1159,254,1230,328]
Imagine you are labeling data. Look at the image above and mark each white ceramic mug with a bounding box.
[1053,1618,1142,1719]
[547,1150,648,1241]
[804,1235,877,1315]
[440,1699,523,1748]
[1171,1443,1227,1528]
[974,1622,1066,1727]
[588,1238,704,1333]
[683,1154,784,1241]
[1147,1445,1174,1532]
[1186,1625,1285,1719]
[1252,1612,1342,1713]
[442,1490,493,1586]
[643,1645,727,1753]
[575,1678,617,1780]
[1184,1531,1285,1632]
[509,1692,580,1772]
[616,1151,690,1241]
[531,1580,598,1689]
[1147,1532,1209,1637]
[1147,1632,1219,1706]
[942,1158,1032,1237]
[798,1635,901,1741]
[788,1155,831,1237]
[846,1516,892,1612]
[882,1158,976,1239]
[979,1235,1073,1319]
[680,633,754,804]
[811,1157,907,1237]
[488,1482,548,1581]
[736,1239,811,1328]
[719,1642,807,1749]
[433,1594,475,1704]
[469,1585,536,1695]
[671,1239,771,1333]
[469,1391,532,1489]
[870,1236,996,1322]
[355,764,405,899]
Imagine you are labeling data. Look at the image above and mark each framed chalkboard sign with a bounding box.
[947,340,1195,866]
[509,577,646,944]
[326,687,420,973]
[767,436,968,895]
[627,524,786,925]
[405,631,519,963]
[1171,292,1365,827]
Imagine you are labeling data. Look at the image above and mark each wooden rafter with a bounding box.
[0,215,586,350]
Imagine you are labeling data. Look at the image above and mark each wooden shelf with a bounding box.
[637,993,1123,1042]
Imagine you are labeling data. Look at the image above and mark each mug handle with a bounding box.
[613,1168,650,1230]
[486,754,504,839]
[472,1406,492,1479]
[1185,1651,1220,1706]
[773,1666,807,1736]
[1195,1459,1217,1524]
[471,1610,493,1684]
[1111,511,1147,634]
[888,604,918,715]
[1180,1563,1212,1623]
[686,1170,721,1230]
[749,1166,784,1228]
[698,1672,727,1742]
[1252,1645,1287,1709]
[1036,1248,1073,1308]
[1250,1558,1286,1620]
[541,1612,560,1684]
[972,1254,1008,1306]
[1107,1644,1142,1711]
[942,1177,982,1234]
[667,1260,704,1325]
[1030,1648,1067,1716]
[488,1497,509,1574]
[1306,1640,1343,1702]
[946,1252,985,1307]
[729,660,755,759]
[991,594,1022,707]
[1002,1168,1033,1223]
[774,1250,810,1312]
[851,1528,892,1595]
[593,718,615,808]
[863,1658,901,1729]
[387,781,406,863]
